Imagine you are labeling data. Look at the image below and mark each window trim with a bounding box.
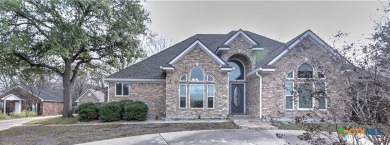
[297,82,315,110]
[189,84,204,109]
[285,81,294,110]
[189,67,205,82]
[286,71,294,80]
[115,82,130,96]
[297,63,314,79]
[207,84,215,109]
[316,82,327,110]
[179,84,187,108]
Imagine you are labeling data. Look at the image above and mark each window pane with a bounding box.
[299,83,313,108]
[207,85,214,97]
[298,63,313,78]
[319,96,326,109]
[318,72,325,78]
[180,75,187,81]
[123,83,129,95]
[207,75,214,82]
[227,60,244,80]
[208,97,213,108]
[190,67,204,81]
[287,71,293,79]
[116,83,122,95]
[179,84,186,96]
[180,97,186,108]
[190,85,204,108]
[285,81,293,96]
[286,96,293,109]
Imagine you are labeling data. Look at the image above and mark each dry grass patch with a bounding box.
[25,116,79,125]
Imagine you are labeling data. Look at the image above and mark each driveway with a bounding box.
[78,129,308,145]
[0,115,59,131]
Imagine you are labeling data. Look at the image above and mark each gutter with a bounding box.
[255,71,263,119]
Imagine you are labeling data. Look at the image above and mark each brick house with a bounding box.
[75,89,105,105]
[104,29,349,120]
[0,86,64,116]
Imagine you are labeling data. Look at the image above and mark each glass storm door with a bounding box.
[230,84,244,114]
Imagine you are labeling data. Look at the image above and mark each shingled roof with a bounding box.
[106,30,301,80]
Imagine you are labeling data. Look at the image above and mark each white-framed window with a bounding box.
[180,74,187,81]
[207,75,214,82]
[189,84,204,108]
[190,67,204,82]
[297,82,314,110]
[298,63,314,78]
[286,71,294,79]
[179,84,187,108]
[285,81,294,110]
[115,83,129,96]
[207,84,215,109]
[316,82,327,110]
[318,72,326,79]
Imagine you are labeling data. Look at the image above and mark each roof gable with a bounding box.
[168,40,227,66]
[75,89,104,103]
[223,29,258,46]
[267,30,340,65]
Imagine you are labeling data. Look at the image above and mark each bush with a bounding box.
[0,113,7,120]
[99,102,121,122]
[118,100,134,118]
[123,101,148,121]
[78,102,101,122]
[9,110,38,118]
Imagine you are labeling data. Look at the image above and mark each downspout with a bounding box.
[255,71,262,119]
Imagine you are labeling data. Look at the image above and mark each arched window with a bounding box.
[207,75,214,82]
[180,75,187,81]
[298,63,313,78]
[190,67,204,81]
[227,60,244,80]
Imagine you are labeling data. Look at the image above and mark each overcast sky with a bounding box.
[144,1,387,48]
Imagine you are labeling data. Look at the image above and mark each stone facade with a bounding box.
[261,38,345,118]
[108,82,166,119]
[165,45,229,119]
[41,101,63,116]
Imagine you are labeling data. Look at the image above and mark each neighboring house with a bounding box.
[75,89,105,105]
[104,29,349,120]
[0,86,64,116]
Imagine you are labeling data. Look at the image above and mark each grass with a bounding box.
[9,110,38,118]
[277,123,340,132]
[0,122,238,145]
[25,116,79,125]
[0,113,7,120]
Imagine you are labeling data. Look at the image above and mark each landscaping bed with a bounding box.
[0,122,238,145]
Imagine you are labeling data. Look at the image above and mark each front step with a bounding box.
[230,117,278,130]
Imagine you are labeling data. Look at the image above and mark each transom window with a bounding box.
[207,75,214,82]
[190,67,204,81]
[298,63,313,78]
[180,75,187,81]
[286,71,294,79]
[227,60,244,80]
[116,83,129,96]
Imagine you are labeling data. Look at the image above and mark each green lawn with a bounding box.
[25,116,79,125]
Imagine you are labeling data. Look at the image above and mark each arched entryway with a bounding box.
[227,54,251,114]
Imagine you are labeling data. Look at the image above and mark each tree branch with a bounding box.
[12,52,63,76]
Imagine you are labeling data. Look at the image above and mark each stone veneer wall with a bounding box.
[41,101,63,116]
[108,82,166,119]
[165,45,229,119]
[261,38,346,118]
[245,75,261,117]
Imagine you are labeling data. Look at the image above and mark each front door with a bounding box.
[230,84,245,114]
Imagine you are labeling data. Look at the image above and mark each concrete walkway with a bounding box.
[77,129,308,145]
[0,115,59,131]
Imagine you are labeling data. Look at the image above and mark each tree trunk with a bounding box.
[62,61,73,117]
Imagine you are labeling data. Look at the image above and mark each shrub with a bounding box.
[0,113,7,120]
[9,110,38,118]
[99,102,121,122]
[78,102,101,122]
[123,101,148,121]
[118,100,134,118]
